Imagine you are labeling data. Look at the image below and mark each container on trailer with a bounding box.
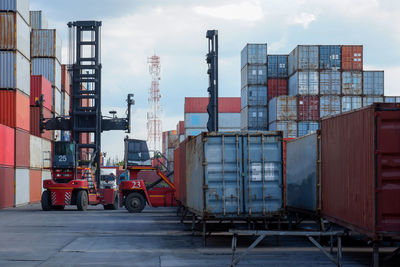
[29,135,42,169]
[0,51,30,94]
[269,121,297,138]
[268,96,297,122]
[31,29,62,62]
[185,132,283,218]
[15,167,29,206]
[267,79,287,101]
[321,103,400,239]
[288,71,319,95]
[297,121,319,137]
[15,128,29,167]
[341,45,363,71]
[342,96,362,112]
[241,44,267,69]
[0,124,15,167]
[342,71,362,95]
[30,106,52,140]
[286,133,320,213]
[241,64,267,88]
[267,55,288,78]
[241,106,268,130]
[241,85,267,107]
[297,96,319,121]
[288,45,318,75]
[29,10,48,29]
[0,166,15,208]
[319,45,341,70]
[363,71,384,95]
[174,138,188,206]
[320,96,341,118]
[30,75,52,110]
[29,169,42,203]
[0,90,30,131]
[0,12,30,59]
[31,57,61,90]
[363,96,384,107]
[319,70,341,95]
[184,97,241,113]
[61,64,70,94]
[0,0,30,25]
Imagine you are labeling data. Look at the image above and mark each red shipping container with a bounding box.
[15,128,30,167]
[0,90,30,131]
[30,106,52,140]
[176,121,184,136]
[61,64,71,94]
[341,45,363,71]
[297,96,319,121]
[0,124,15,167]
[184,97,241,113]
[173,138,189,206]
[321,103,400,239]
[30,75,52,110]
[30,169,42,203]
[267,79,288,101]
[0,167,15,209]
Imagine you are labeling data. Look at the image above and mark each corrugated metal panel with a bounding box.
[288,71,319,95]
[185,113,241,129]
[63,91,70,115]
[241,64,267,88]
[54,87,61,115]
[297,121,319,137]
[363,71,384,95]
[319,70,341,95]
[184,97,241,113]
[384,96,400,103]
[288,45,319,75]
[61,64,70,94]
[297,96,319,121]
[30,75,52,110]
[176,121,184,135]
[184,128,240,137]
[0,0,30,25]
[31,57,62,90]
[174,139,187,205]
[320,96,341,117]
[15,128,29,167]
[240,106,268,130]
[268,96,297,122]
[0,12,30,59]
[319,45,341,70]
[241,85,267,107]
[30,135,42,169]
[341,96,362,112]
[31,29,62,62]
[269,121,297,138]
[267,55,288,78]
[42,138,51,168]
[0,166,15,208]
[29,10,48,29]
[241,44,267,69]
[0,124,15,167]
[41,169,51,193]
[267,79,287,101]
[342,71,362,95]
[0,90,30,131]
[29,169,41,203]
[363,96,384,107]
[341,45,363,71]
[0,51,30,94]
[30,106,52,140]
[15,167,29,206]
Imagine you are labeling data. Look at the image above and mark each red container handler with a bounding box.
[30,106,52,140]
[297,96,319,121]
[341,45,363,71]
[61,64,71,94]
[0,90,30,131]
[15,128,30,167]
[267,79,287,101]
[174,138,188,206]
[0,124,15,167]
[0,166,15,209]
[30,169,42,203]
[321,103,400,239]
[30,75,52,110]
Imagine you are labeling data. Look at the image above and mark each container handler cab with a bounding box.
[119,138,176,212]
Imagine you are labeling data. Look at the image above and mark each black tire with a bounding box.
[41,190,52,211]
[125,192,145,213]
[104,193,119,210]
[53,205,65,211]
[76,190,88,211]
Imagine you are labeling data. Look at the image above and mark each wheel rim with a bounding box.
[130,197,140,209]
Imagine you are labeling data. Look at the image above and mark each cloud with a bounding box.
[288,12,316,29]
[193,1,263,21]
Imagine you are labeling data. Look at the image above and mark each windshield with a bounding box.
[54,142,74,156]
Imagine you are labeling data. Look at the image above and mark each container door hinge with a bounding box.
[202,161,208,166]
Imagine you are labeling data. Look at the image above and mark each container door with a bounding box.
[204,134,243,216]
[376,110,400,232]
[243,134,283,216]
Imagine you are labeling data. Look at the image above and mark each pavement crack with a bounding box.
[37,236,80,266]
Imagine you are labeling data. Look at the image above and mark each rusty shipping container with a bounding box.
[297,96,319,121]
[174,138,188,206]
[0,50,30,94]
[61,64,70,94]
[184,97,241,113]
[321,103,400,239]
[0,166,15,209]
[0,11,30,59]
[29,169,42,203]
[15,128,29,167]
[30,106,52,140]
[341,45,363,71]
[0,0,30,25]
[31,29,62,62]
[267,79,287,101]
[0,90,30,131]
[30,75,52,110]
[29,10,48,30]
[0,124,15,167]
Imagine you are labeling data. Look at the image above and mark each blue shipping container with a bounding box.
[241,44,267,69]
[288,45,319,75]
[288,71,319,95]
[362,96,384,107]
[319,70,341,95]
[363,71,384,95]
[269,121,297,138]
[320,96,341,118]
[384,96,400,103]
[297,121,319,137]
[268,96,297,123]
[267,55,288,78]
[342,71,362,95]
[319,45,341,70]
[341,96,362,112]
[241,85,267,108]
[241,64,267,88]
[241,106,268,130]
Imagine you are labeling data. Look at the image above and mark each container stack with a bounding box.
[60,64,71,141]
[240,44,268,130]
[176,121,185,142]
[341,45,363,112]
[162,130,179,170]
[362,71,384,106]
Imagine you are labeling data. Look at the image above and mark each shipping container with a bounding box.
[63,91,70,115]
[320,95,341,118]
[241,44,267,69]
[268,96,297,122]
[176,121,184,136]
[342,96,362,112]
[61,130,70,141]
[384,96,400,103]
[29,10,48,29]
[185,132,283,218]
[286,133,320,213]
[321,103,400,239]
[15,167,29,206]
[241,106,268,130]
[184,128,241,137]
[184,97,241,113]
[0,0,30,25]
[30,75,52,110]
[363,71,384,95]
[185,113,241,130]
[342,71,362,95]
[0,166,15,208]
[241,85,267,107]
[297,121,319,137]
[61,64,70,94]
[15,128,29,167]
[267,55,288,78]
[341,45,363,71]
[288,71,319,95]
[319,45,341,70]
[241,64,267,88]
[267,79,287,101]
[0,50,30,94]
[42,138,51,168]
[31,57,61,90]
[30,106,52,140]
[31,29,62,62]
[297,96,319,121]
[362,96,384,107]
[288,45,318,75]
[174,138,188,206]
[319,70,341,95]
[0,11,30,59]
[29,169,42,203]
[269,121,297,138]
[168,131,179,149]
[29,135,42,169]
[0,90,30,131]
[0,124,15,167]
[54,87,61,115]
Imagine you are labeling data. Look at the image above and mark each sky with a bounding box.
[30,0,400,161]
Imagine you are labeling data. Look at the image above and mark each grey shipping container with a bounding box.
[31,29,62,62]
[185,113,241,129]
[15,167,30,206]
[288,71,319,95]
[319,70,340,95]
[241,85,267,107]
[29,10,48,29]
[268,96,297,122]
[241,106,268,130]
[286,133,320,213]
[384,96,400,103]
[241,44,267,69]
[363,71,384,95]
[319,45,341,70]
[184,128,241,137]
[297,121,319,137]
[288,45,318,75]
[0,12,30,60]
[320,95,341,117]
[342,71,362,95]
[342,96,362,112]
[267,55,288,78]
[185,132,283,218]
[269,121,297,138]
[362,96,383,107]
[0,0,30,25]
[31,57,61,90]
[0,51,30,95]
[241,64,267,88]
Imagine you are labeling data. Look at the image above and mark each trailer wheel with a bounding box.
[125,192,145,213]
[76,190,88,211]
[41,190,52,211]
[104,194,119,210]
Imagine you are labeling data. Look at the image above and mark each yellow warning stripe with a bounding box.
[150,195,165,198]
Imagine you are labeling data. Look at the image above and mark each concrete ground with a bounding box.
[0,204,399,267]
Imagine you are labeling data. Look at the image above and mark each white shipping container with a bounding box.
[31,57,61,90]
[0,0,30,25]
[31,29,62,62]
[54,87,61,115]
[15,168,30,206]
[42,138,52,168]
[30,135,42,169]
[64,92,70,115]
[0,51,30,94]
[0,12,30,59]
[42,170,51,193]
[29,10,48,29]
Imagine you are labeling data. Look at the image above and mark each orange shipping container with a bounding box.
[0,167,15,208]
[341,45,363,71]
[29,169,42,203]
[15,128,30,167]
[0,90,30,131]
